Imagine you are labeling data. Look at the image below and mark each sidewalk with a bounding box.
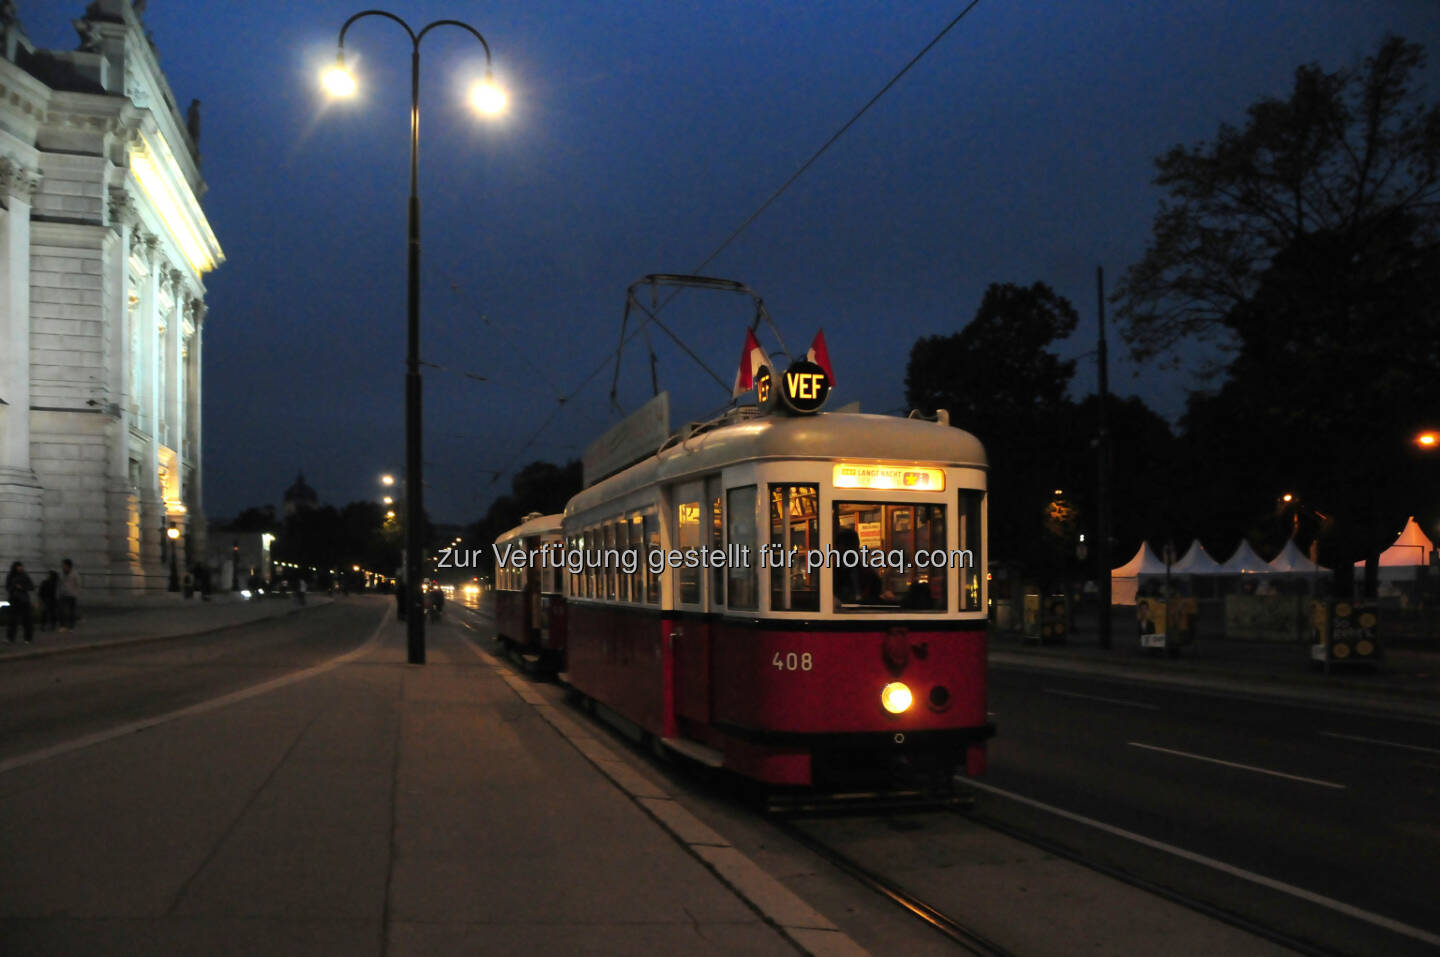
[990,624,1440,718]
[0,611,860,957]
[0,593,335,660]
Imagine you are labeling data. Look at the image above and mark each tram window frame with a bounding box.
[629,513,645,605]
[643,507,660,604]
[604,520,618,600]
[674,483,704,607]
[707,477,724,609]
[958,490,983,611]
[615,517,631,603]
[726,485,758,611]
[586,525,599,599]
[832,501,949,613]
[769,483,820,612]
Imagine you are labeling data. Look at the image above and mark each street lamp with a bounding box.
[167,524,181,592]
[324,11,506,664]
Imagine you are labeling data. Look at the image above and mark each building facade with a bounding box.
[0,0,223,592]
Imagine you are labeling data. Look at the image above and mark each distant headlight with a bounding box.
[881,682,913,715]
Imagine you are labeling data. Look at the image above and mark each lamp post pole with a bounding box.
[329,11,502,664]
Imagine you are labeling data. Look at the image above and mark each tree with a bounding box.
[467,460,583,576]
[1117,36,1440,569]
[1116,36,1440,363]
[906,282,1080,577]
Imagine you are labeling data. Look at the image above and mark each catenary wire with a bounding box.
[481,0,986,486]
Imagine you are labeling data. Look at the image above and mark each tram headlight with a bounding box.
[881,682,913,715]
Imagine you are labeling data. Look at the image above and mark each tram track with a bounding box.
[774,812,1016,956]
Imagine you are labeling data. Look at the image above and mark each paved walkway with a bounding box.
[0,604,860,957]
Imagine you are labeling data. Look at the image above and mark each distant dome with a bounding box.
[283,472,318,515]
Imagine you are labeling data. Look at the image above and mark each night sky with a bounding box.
[28,1,1440,523]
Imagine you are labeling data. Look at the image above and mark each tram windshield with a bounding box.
[833,502,948,612]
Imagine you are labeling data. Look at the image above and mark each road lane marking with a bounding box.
[1127,742,1345,789]
[1319,731,1440,756]
[0,606,390,776]
[1045,688,1159,710]
[968,779,1440,948]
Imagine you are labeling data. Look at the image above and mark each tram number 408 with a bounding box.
[772,652,814,672]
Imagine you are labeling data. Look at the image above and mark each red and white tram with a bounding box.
[493,512,568,671]
[561,409,992,793]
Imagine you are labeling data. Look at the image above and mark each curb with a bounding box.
[989,650,1440,720]
[0,600,337,663]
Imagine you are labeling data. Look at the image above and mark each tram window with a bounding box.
[675,492,702,606]
[707,477,723,608]
[833,502,948,612]
[586,526,599,599]
[629,513,645,604]
[567,534,579,597]
[603,521,617,600]
[958,491,983,610]
[615,519,631,602]
[643,508,660,604]
[769,484,820,612]
[726,486,758,610]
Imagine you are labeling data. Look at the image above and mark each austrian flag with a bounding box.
[732,328,772,397]
[806,329,835,385]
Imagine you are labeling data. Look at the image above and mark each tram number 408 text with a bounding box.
[772,652,814,672]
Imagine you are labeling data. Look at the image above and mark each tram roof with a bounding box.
[495,512,564,545]
[567,411,986,519]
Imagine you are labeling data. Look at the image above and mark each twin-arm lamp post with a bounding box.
[322,11,506,664]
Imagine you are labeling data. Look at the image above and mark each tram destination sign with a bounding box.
[833,463,945,491]
[779,359,830,414]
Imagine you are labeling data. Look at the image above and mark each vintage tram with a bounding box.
[492,512,567,671]
[558,401,992,795]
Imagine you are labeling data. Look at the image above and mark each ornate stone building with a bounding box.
[0,1,223,592]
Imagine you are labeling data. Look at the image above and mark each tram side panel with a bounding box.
[566,603,673,739]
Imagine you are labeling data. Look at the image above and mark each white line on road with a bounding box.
[968,779,1440,948]
[1127,741,1346,789]
[1045,688,1159,710]
[0,607,390,776]
[1319,731,1440,756]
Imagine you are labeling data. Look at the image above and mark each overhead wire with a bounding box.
[481,0,986,485]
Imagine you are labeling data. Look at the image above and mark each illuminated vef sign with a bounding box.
[755,365,777,412]
[780,359,830,414]
[833,464,945,492]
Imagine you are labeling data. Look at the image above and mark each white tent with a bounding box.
[1218,540,1272,575]
[1354,516,1436,583]
[1354,516,1435,568]
[1268,538,1329,574]
[1172,539,1223,575]
[1111,542,1168,605]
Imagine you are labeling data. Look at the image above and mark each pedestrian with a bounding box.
[38,570,59,631]
[5,560,35,644]
[58,558,81,630]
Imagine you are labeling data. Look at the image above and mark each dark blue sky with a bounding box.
[30,1,1440,522]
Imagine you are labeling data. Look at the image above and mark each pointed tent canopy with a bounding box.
[1354,516,1436,567]
[1112,542,1168,577]
[1218,540,1272,574]
[1268,538,1329,573]
[1172,539,1222,575]
[1110,542,1168,605]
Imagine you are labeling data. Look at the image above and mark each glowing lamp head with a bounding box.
[166,526,181,541]
[1282,493,1294,503]
[470,74,508,116]
[321,55,357,98]
[881,682,913,715]
[1417,431,1438,449]
[380,474,395,487]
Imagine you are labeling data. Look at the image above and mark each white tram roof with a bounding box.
[494,512,564,545]
[567,412,986,520]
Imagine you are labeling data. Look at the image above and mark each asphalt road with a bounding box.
[981,664,1440,954]
[0,599,384,765]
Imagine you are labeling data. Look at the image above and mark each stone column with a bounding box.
[0,158,42,567]
[104,187,142,592]
[184,297,206,562]
[134,229,165,589]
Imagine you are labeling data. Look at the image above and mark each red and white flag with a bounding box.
[732,328,772,397]
[806,329,835,385]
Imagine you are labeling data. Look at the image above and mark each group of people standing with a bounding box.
[4,559,81,644]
